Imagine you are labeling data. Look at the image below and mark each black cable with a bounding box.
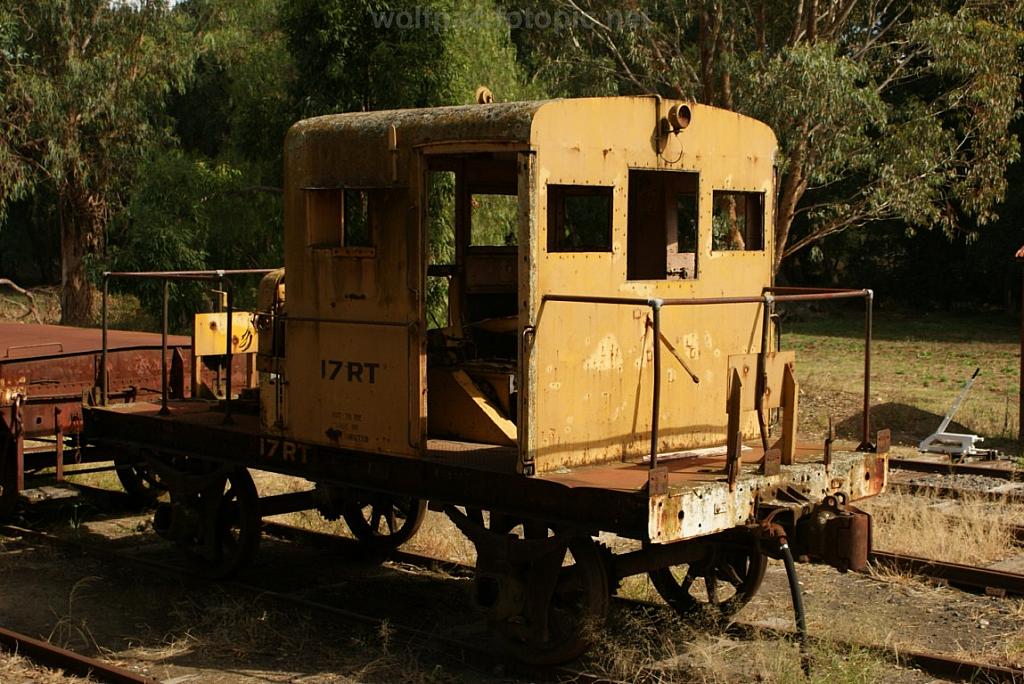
[780,541,811,676]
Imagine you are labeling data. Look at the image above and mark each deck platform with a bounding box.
[83,399,887,544]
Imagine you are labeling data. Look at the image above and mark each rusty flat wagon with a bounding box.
[0,322,193,514]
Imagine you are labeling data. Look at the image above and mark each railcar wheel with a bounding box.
[343,494,426,552]
[170,468,261,579]
[114,453,168,504]
[0,438,17,519]
[648,540,766,622]
[495,535,609,665]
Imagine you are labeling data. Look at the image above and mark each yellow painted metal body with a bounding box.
[193,312,257,357]
[269,96,779,475]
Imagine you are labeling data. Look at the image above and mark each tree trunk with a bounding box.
[60,208,93,325]
[773,139,809,273]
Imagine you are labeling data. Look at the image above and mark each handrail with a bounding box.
[539,287,875,469]
[100,268,276,420]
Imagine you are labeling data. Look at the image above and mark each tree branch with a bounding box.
[0,278,44,324]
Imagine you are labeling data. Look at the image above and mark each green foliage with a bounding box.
[281,0,538,115]
[505,0,1024,271]
[0,0,200,321]
[0,0,196,215]
[172,0,295,171]
[108,149,281,325]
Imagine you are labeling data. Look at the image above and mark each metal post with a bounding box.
[650,300,662,470]
[861,290,874,449]
[224,287,233,424]
[160,279,169,416]
[54,407,64,482]
[100,274,109,405]
[755,294,773,451]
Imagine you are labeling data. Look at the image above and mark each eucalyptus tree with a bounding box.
[505,0,1024,272]
[0,0,196,323]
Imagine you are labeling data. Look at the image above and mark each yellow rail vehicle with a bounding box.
[85,97,888,664]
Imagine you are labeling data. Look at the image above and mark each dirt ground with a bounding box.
[1,485,1021,683]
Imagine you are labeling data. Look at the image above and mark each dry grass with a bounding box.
[588,607,894,684]
[0,287,159,330]
[860,489,1023,564]
[0,651,94,683]
[153,591,467,683]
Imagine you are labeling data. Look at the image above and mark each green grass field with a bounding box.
[784,306,1021,452]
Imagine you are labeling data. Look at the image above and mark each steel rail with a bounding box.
[891,482,1024,505]
[728,623,1024,684]
[0,624,157,684]
[265,520,1024,598]
[870,550,1024,597]
[889,458,1023,481]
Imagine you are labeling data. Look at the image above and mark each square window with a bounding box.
[303,187,376,256]
[712,191,764,251]
[547,185,613,252]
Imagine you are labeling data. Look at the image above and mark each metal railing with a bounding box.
[539,287,874,470]
[100,269,275,421]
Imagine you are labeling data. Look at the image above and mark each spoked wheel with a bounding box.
[114,453,168,505]
[0,438,17,519]
[343,493,426,553]
[169,468,261,579]
[648,539,767,623]
[494,534,610,666]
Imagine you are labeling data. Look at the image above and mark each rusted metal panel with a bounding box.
[644,450,886,544]
[0,323,191,438]
[0,322,189,358]
[727,351,795,411]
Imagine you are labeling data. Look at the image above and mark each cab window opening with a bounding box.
[547,185,613,253]
[471,193,518,247]
[711,191,764,252]
[627,170,698,280]
[303,187,377,255]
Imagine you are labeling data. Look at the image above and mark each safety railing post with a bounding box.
[861,290,874,449]
[650,299,662,470]
[224,287,234,425]
[100,274,109,405]
[160,279,169,415]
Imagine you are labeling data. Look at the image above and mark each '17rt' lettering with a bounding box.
[321,360,380,384]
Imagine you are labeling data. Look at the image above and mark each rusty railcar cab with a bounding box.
[82,96,888,664]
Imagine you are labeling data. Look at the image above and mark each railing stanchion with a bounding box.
[650,299,663,470]
[755,294,774,451]
[160,279,169,415]
[100,274,109,405]
[224,287,234,425]
[861,290,874,448]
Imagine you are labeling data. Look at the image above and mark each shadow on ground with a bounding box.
[835,402,1017,452]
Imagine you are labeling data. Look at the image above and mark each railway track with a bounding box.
[890,481,1024,505]
[262,522,1024,682]
[870,550,1024,597]
[6,515,1021,683]
[889,458,1024,480]
[0,624,157,684]
[0,522,622,684]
